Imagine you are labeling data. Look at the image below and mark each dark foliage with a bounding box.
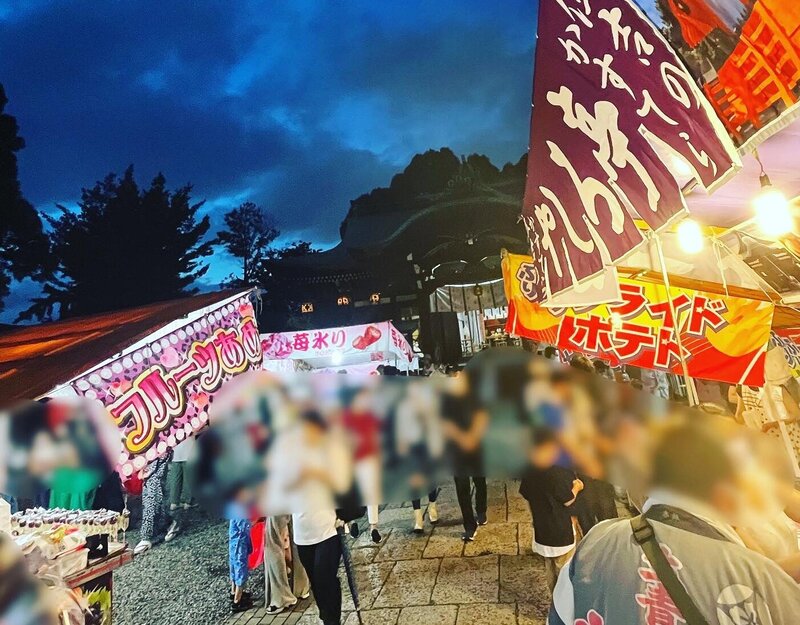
[341,148,526,238]
[0,84,48,312]
[20,166,212,320]
[216,201,279,287]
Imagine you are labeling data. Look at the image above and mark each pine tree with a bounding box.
[0,84,48,312]
[216,201,279,287]
[20,166,212,319]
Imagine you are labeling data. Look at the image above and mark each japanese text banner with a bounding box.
[522,0,739,304]
[261,321,414,364]
[503,253,773,385]
[70,295,263,476]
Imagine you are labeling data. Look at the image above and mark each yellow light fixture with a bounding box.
[753,172,792,237]
[676,218,703,254]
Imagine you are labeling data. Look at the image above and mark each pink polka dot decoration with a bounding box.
[69,296,260,474]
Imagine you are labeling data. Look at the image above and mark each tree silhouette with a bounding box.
[216,201,278,287]
[20,166,212,320]
[0,84,48,312]
[264,239,319,261]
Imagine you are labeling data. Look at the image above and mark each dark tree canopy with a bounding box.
[264,239,319,261]
[340,148,526,238]
[21,166,212,320]
[216,201,278,287]
[0,84,48,312]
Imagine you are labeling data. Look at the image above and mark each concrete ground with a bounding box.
[225,480,553,625]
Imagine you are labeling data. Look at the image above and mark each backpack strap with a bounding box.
[630,515,710,625]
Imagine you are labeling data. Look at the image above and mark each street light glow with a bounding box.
[754,179,792,237]
[676,218,703,254]
[671,155,693,178]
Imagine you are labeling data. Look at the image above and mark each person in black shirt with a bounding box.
[442,372,488,541]
[519,429,583,592]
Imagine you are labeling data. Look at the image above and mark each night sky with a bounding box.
[0,0,664,320]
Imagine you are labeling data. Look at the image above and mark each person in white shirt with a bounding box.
[267,409,351,625]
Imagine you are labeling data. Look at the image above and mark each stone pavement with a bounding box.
[225,480,553,625]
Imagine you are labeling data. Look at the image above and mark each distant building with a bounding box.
[260,149,530,362]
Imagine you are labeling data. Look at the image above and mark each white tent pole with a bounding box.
[653,232,699,406]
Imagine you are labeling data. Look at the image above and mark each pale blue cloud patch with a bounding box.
[635,0,664,27]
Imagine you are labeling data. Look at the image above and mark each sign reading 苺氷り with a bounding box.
[523,0,739,304]
[261,321,414,364]
[71,296,262,477]
[504,253,774,385]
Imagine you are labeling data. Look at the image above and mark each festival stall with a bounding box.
[0,289,264,623]
[41,291,263,479]
[503,247,800,473]
[430,280,513,353]
[514,0,800,475]
[502,251,788,386]
[261,321,416,374]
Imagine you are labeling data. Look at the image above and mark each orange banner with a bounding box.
[503,253,774,385]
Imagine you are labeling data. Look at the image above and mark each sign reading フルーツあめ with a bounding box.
[71,296,263,477]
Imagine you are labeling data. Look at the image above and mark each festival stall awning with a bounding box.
[261,321,415,373]
[502,251,798,386]
[0,290,257,404]
[0,290,263,475]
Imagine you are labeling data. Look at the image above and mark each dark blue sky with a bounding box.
[1,0,539,300]
[0,1,665,320]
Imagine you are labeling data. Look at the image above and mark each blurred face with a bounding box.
[710,435,783,528]
[450,371,469,394]
[352,390,371,413]
[551,379,571,404]
[530,440,560,468]
[302,420,325,445]
[235,485,255,506]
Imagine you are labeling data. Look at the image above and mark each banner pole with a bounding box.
[653,232,698,406]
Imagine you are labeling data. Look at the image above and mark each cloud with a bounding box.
[0,0,537,317]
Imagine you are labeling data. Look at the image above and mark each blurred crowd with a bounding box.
[3,347,800,623]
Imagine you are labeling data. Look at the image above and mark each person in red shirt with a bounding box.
[342,388,383,543]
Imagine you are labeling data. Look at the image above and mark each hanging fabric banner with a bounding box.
[772,329,800,377]
[522,0,740,304]
[503,253,773,385]
[70,295,263,476]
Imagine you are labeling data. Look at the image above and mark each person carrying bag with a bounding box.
[630,514,710,625]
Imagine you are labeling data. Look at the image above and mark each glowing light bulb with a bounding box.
[610,312,623,330]
[754,175,792,237]
[331,351,343,366]
[676,218,703,254]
